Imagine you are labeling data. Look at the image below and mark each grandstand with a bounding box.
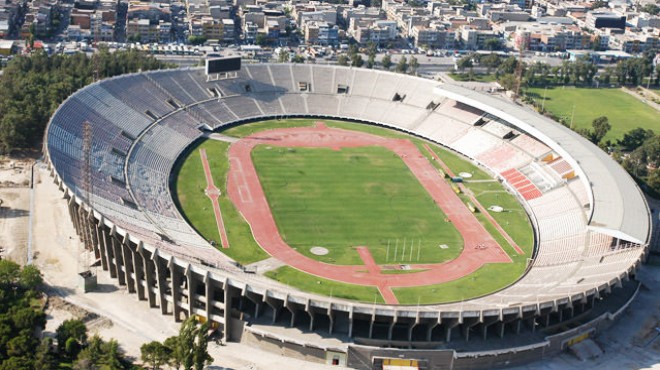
[44,64,650,369]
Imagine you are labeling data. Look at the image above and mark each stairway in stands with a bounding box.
[501,160,563,201]
[500,168,542,200]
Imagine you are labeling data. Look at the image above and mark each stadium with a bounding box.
[44,63,650,369]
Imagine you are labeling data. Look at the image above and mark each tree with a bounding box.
[178,318,196,370]
[381,54,392,70]
[481,53,501,74]
[187,36,207,46]
[0,259,20,285]
[497,56,519,75]
[141,341,172,370]
[498,73,517,91]
[366,54,376,69]
[18,265,42,291]
[591,0,608,9]
[100,339,125,369]
[255,33,268,46]
[456,54,473,71]
[158,317,213,370]
[350,53,364,67]
[0,50,170,154]
[291,54,305,63]
[277,49,289,63]
[618,128,655,151]
[193,321,212,370]
[409,56,419,75]
[337,54,349,66]
[11,307,45,331]
[395,56,408,73]
[7,332,35,357]
[590,116,611,144]
[65,337,83,361]
[484,38,502,51]
[33,339,57,370]
[163,336,182,370]
[641,3,659,15]
[74,335,103,368]
[56,319,87,358]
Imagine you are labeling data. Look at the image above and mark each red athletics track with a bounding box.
[226,123,512,304]
[199,148,230,248]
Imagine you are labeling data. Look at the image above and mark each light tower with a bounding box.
[78,120,97,292]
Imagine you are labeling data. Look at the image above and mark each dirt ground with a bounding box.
[0,155,34,264]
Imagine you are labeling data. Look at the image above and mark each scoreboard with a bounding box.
[205,56,241,75]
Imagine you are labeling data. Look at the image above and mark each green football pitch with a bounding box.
[251,145,463,265]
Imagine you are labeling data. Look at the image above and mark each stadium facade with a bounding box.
[44,64,650,369]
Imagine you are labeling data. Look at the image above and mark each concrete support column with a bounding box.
[132,246,145,300]
[368,314,376,339]
[347,309,354,338]
[387,316,397,341]
[111,238,125,285]
[242,291,261,319]
[284,298,296,328]
[96,223,109,271]
[104,228,117,278]
[264,295,281,325]
[444,318,460,342]
[139,247,157,307]
[67,198,79,232]
[69,199,81,235]
[327,309,334,335]
[481,316,499,340]
[121,240,135,293]
[91,219,102,262]
[408,322,417,342]
[185,267,195,317]
[461,317,479,342]
[426,318,440,342]
[223,282,237,343]
[204,273,213,320]
[308,310,316,331]
[169,259,183,321]
[153,254,169,315]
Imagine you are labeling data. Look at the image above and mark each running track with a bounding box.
[225,123,512,304]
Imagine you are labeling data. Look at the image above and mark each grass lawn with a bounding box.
[252,145,464,265]
[173,140,269,265]
[393,261,527,304]
[265,266,384,303]
[526,87,660,141]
